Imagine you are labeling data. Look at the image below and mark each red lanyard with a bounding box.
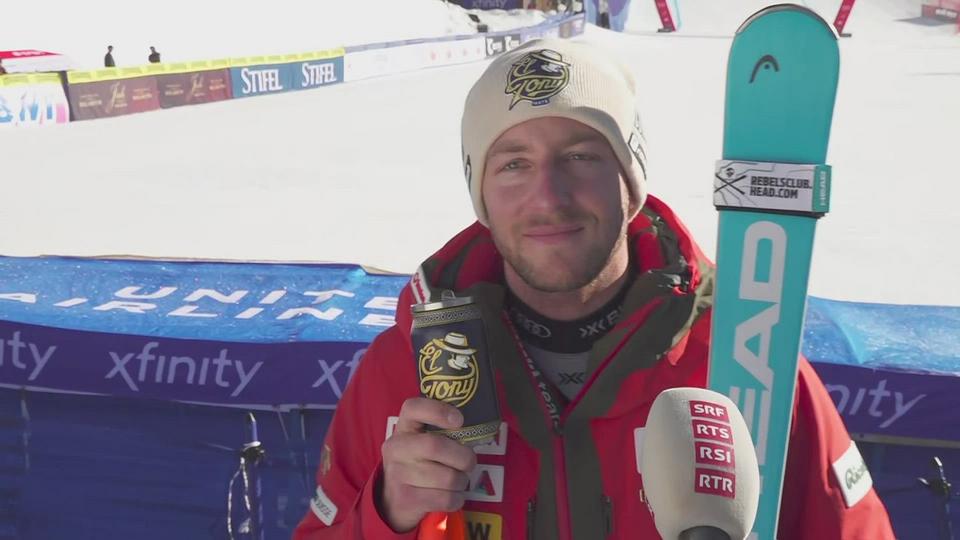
[503,313,566,431]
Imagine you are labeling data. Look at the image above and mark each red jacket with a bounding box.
[294,196,895,540]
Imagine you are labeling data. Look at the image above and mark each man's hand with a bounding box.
[379,397,477,532]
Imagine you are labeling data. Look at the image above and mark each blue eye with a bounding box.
[568,152,599,161]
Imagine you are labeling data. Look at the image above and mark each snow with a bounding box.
[0,0,958,307]
[1,1,547,70]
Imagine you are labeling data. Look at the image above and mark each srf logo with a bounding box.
[418,332,479,407]
[504,49,570,110]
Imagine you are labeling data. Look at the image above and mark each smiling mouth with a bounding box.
[523,225,584,241]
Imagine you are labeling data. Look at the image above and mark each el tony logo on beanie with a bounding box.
[504,49,570,110]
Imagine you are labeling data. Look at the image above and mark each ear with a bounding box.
[622,172,641,220]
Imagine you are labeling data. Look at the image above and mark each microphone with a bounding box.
[640,388,760,540]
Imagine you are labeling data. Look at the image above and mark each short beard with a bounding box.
[492,207,629,294]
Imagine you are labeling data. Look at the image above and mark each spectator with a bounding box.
[598,0,611,28]
[148,46,161,64]
[104,46,115,68]
[0,59,7,75]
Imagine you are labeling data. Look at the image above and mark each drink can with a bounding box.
[411,293,501,446]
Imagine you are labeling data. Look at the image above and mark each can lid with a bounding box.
[411,295,475,313]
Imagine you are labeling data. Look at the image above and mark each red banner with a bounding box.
[834,0,856,34]
[67,77,161,120]
[156,69,233,108]
[653,0,677,32]
[921,0,960,20]
[0,50,74,72]
[0,49,57,60]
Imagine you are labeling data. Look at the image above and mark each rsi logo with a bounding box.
[732,221,787,465]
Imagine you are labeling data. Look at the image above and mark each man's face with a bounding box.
[481,117,632,293]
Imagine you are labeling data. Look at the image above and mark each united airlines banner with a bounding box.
[0,256,407,409]
[803,296,960,442]
[1,257,957,441]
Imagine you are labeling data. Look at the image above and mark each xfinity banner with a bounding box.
[2,257,957,440]
[0,320,367,409]
[811,362,958,442]
[802,296,960,442]
[0,256,407,408]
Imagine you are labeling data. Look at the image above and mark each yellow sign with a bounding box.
[66,47,346,83]
[0,73,62,88]
[463,511,503,540]
[67,67,150,84]
[228,47,345,69]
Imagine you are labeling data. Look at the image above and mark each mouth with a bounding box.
[522,225,584,244]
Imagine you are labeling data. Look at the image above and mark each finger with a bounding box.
[399,485,467,515]
[398,460,470,492]
[396,397,463,434]
[385,432,478,473]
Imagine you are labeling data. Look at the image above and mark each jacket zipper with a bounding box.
[506,314,575,540]
[507,304,658,540]
[602,495,613,537]
[552,430,573,540]
[526,498,537,540]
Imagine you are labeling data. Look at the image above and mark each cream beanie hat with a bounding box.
[461,37,648,226]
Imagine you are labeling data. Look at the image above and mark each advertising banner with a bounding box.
[156,68,232,108]
[67,75,161,120]
[229,61,298,98]
[0,49,74,72]
[0,256,407,408]
[345,38,484,82]
[293,56,344,90]
[448,0,523,8]
[0,74,70,127]
[2,257,959,438]
[485,35,506,58]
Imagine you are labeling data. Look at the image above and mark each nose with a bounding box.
[528,159,572,211]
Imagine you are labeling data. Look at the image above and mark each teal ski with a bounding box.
[707,5,839,539]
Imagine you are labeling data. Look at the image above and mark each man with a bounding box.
[148,46,161,64]
[0,59,7,75]
[104,45,115,68]
[294,38,895,539]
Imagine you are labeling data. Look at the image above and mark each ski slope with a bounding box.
[1,0,958,307]
[0,1,547,70]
